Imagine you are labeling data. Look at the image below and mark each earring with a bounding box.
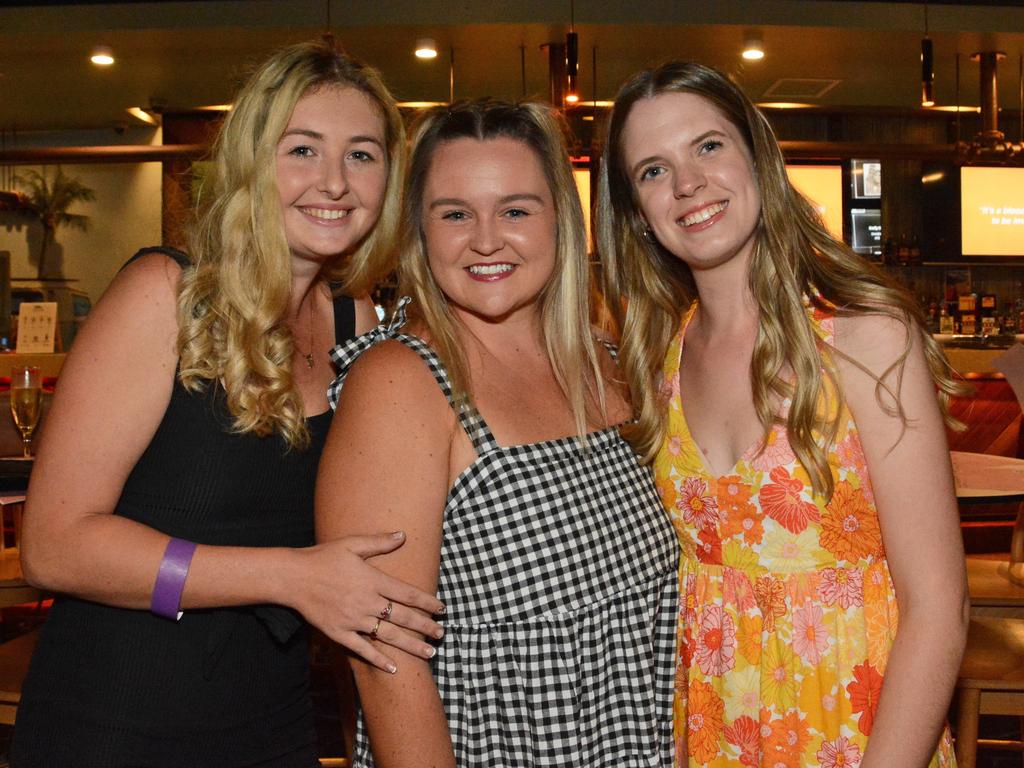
[642,227,655,243]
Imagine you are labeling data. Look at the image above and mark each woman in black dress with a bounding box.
[11,41,443,767]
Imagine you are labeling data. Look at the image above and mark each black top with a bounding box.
[12,247,356,768]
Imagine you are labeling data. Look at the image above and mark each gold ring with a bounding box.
[369,618,382,640]
[378,600,394,620]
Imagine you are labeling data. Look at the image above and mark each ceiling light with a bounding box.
[921,37,935,107]
[415,38,438,60]
[395,101,449,108]
[90,45,115,66]
[742,31,764,61]
[564,31,579,106]
[920,3,934,107]
[126,107,159,126]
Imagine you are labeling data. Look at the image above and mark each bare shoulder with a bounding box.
[63,251,182,376]
[83,251,182,341]
[832,308,941,431]
[334,339,454,433]
[832,310,919,375]
[104,250,183,304]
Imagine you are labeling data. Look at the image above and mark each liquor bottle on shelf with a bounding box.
[958,294,978,335]
[980,294,998,336]
[939,304,955,334]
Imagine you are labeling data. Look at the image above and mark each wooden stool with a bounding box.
[0,628,40,725]
[956,617,1024,768]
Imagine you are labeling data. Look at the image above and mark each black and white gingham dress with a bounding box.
[330,299,678,768]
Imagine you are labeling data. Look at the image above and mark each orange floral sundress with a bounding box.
[654,303,956,768]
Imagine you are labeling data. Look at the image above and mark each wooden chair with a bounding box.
[0,628,39,725]
[955,617,1024,768]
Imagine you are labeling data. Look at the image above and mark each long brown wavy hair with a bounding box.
[177,41,405,449]
[597,60,963,499]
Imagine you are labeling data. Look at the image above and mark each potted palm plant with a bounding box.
[14,168,95,279]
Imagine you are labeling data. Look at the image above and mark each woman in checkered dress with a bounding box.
[316,99,678,767]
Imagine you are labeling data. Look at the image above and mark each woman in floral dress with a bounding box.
[597,61,968,767]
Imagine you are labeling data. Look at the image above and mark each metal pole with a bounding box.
[449,46,455,104]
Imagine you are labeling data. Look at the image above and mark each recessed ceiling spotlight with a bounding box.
[415,38,438,60]
[742,31,764,61]
[90,45,115,66]
[126,107,159,126]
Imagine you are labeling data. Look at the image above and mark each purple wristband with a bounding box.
[151,538,197,620]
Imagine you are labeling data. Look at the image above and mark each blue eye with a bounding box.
[639,166,664,182]
[504,208,529,219]
[441,210,468,221]
[288,145,314,158]
[349,149,375,162]
[699,139,724,154]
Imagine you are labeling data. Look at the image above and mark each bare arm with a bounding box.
[20,253,443,670]
[835,312,968,768]
[316,340,456,768]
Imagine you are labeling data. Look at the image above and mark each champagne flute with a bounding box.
[10,366,41,459]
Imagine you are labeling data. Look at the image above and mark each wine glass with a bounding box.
[9,366,41,459]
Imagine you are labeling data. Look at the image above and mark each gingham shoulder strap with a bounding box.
[327,296,500,455]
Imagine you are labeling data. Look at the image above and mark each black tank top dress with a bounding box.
[11,247,356,768]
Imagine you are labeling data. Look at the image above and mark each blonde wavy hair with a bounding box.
[598,61,963,499]
[399,99,606,441]
[177,40,405,449]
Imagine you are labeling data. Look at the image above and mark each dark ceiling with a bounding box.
[1,1,1023,134]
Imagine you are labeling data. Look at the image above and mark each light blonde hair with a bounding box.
[598,61,963,499]
[400,99,605,441]
[177,40,405,449]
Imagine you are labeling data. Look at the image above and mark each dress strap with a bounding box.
[328,289,356,345]
[122,245,191,271]
[327,296,500,455]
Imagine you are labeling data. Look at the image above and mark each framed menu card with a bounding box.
[16,302,58,353]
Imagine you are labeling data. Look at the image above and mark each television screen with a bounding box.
[851,159,881,200]
[786,165,843,238]
[850,209,882,256]
[961,167,1024,257]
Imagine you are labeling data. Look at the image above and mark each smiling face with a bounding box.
[275,85,388,269]
[421,136,558,326]
[621,91,761,274]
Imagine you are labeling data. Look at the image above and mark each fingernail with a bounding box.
[425,646,436,658]
[434,628,444,640]
[391,531,405,540]
[387,663,397,674]
[436,605,446,615]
